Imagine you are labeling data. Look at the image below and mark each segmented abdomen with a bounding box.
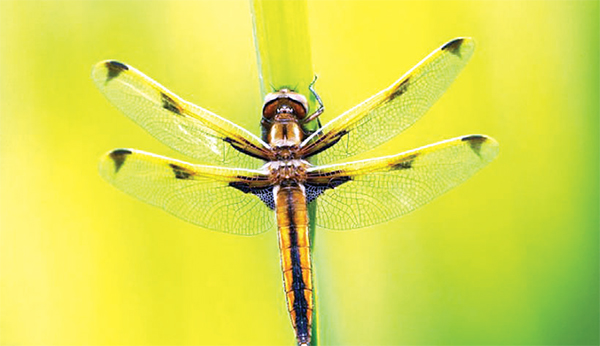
[275,184,313,346]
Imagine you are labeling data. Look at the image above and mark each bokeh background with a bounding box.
[1,1,598,345]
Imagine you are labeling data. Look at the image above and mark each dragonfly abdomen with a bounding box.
[275,184,313,346]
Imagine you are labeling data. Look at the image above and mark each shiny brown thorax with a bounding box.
[262,89,309,152]
[261,89,311,184]
[262,89,314,346]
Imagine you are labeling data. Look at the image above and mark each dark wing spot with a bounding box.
[169,163,194,180]
[462,135,488,158]
[223,137,270,160]
[109,149,132,173]
[161,92,184,115]
[389,78,410,101]
[105,61,128,82]
[441,38,464,57]
[326,176,351,189]
[229,181,252,194]
[305,174,352,204]
[229,182,275,209]
[304,129,348,159]
[391,153,418,170]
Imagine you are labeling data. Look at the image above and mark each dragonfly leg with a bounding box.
[303,75,324,123]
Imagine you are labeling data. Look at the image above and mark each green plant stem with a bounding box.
[250,1,319,344]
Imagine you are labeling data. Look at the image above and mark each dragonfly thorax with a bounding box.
[264,159,310,185]
[262,89,310,149]
[267,120,303,149]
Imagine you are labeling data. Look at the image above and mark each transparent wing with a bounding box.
[300,38,476,165]
[99,149,275,235]
[306,135,498,229]
[92,61,272,168]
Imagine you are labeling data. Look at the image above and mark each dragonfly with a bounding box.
[93,37,498,346]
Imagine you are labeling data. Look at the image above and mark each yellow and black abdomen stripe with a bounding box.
[275,184,313,346]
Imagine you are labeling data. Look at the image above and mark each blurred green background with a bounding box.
[1,1,598,345]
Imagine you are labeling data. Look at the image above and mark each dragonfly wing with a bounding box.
[300,38,476,165]
[305,135,498,230]
[99,149,275,235]
[92,61,272,168]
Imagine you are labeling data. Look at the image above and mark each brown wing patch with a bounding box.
[462,135,488,158]
[224,137,274,161]
[441,38,465,57]
[169,163,194,180]
[109,149,132,173]
[391,153,419,170]
[305,170,352,204]
[105,61,129,83]
[388,77,411,101]
[161,92,184,115]
[229,177,274,209]
[301,129,348,159]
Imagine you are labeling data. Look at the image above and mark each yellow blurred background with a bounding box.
[1,1,597,345]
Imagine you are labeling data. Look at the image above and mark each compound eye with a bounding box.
[262,101,278,119]
[291,101,307,119]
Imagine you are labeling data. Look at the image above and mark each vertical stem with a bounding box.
[250,1,319,344]
[252,1,313,99]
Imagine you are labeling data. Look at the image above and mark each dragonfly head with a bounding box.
[262,89,309,121]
